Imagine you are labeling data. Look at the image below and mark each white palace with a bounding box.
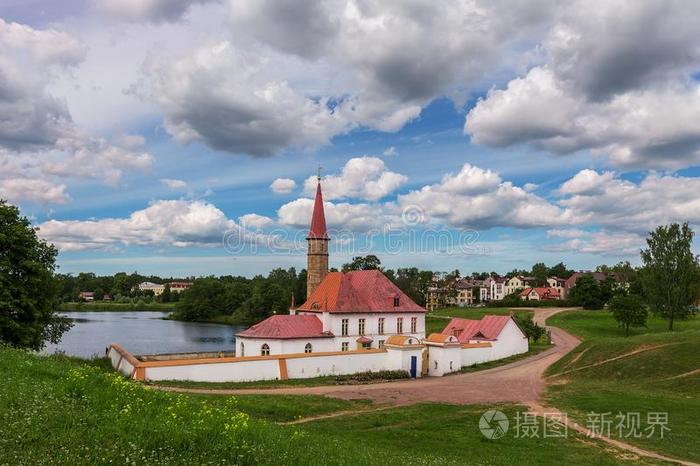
[108,176,528,382]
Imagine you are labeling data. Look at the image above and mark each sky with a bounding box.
[1,0,700,278]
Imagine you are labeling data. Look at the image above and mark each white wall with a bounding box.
[146,358,281,383]
[460,345,493,367]
[285,351,389,379]
[427,345,461,376]
[490,319,528,359]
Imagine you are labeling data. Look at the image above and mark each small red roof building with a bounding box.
[441,315,518,343]
[235,315,333,339]
[519,287,560,300]
[296,269,425,313]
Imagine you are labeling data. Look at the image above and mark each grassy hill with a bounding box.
[546,310,699,463]
[0,345,644,465]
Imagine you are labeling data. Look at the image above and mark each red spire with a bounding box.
[308,180,328,239]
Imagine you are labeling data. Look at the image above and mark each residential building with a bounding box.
[563,271,608,298]
[167,281,193,293]
[519,287,561,301]
[546,277,566,298]
[137,281,165,296]
[489,276,507,301]
[78,291,94,301]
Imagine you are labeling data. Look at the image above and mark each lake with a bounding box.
[45,311,248,359]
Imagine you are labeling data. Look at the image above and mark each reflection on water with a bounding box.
[44,311,247,359]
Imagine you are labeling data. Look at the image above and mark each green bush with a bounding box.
[335,370,409,383]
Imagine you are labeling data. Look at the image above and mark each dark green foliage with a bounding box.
[569,275,614,309]
[341,254,382,272]
[390,267,434,306]
[530,262,548,286]
[609,294,647,336]
[639,223,700,330]
[514,314,546,342]
[334,370,409,383]
[0,200,71,350]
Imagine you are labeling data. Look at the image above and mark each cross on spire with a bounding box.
[317,164,322,181]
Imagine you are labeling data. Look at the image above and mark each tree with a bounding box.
[174,278,227,321]
[514,314,545,342]
[530,262,548,286]
[609,294,647,336]
[569,275,611,309]
[159,284,171,303]
[341,255,382,272]
[548,262,572,279]
[0,200,71,350]
[639,223,700,331]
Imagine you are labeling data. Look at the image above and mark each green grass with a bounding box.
[59,301,176,312]
[545,310,700,462]
[0,345,648,465]
[301,403,651,465]
[151,371,408,391]
[430,306,532,319]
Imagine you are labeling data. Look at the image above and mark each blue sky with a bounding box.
[2,1,700,277]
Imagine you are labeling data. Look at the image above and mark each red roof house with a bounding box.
[440,315,518,343]
[296,269,425,313]
[519,287,560,301]
[235,315,333,339]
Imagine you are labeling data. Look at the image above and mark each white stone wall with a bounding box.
[459,345,494,367]
[146,358,281,383]
[490,319,528,359]
[427,345,462,376]
[285,351,390,379]
[236,337,337,357]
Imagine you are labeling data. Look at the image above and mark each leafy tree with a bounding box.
[514,314,545,342]
[609,294,647,336]
[391,267,433,306]
[548,262,572,279]
[530,262,548,286]
[569,275,612,309]
[159,284,171,303]
[0,200,71,350]
[341,255,382,272]
[639,223,700,331]
[174,278,227,321]
[93,288,105,301]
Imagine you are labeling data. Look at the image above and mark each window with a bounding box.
[261,343,270,356]
[304,343,312,354]
[393,296,400,307]
[341,342,349,352]
[411,317,417,333]
[378,340,385,349]
[358,318,365,336]
[341,319,349,336]
[396,317,403,334]
[240,342,245,357]
[378,317,385,335]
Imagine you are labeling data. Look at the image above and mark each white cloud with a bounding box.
[0,19,154,204]
[465,1,700,170]
[38,200,237,251]
[0,178,70,204]
[270,178,296,194]
[558,169,615,195]
[382,146,398,157]
[94,0,219,22]
[161,178,188,190]
[239,213,273,229]
[277,197,388,232]
[545,230,644,256]
[303,156,407,201]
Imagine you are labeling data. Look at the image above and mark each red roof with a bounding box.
[308,181,328,239]
[236,315,333,339]
[296,270,425,313]
[520,287,561,299]
[441,315,516,343]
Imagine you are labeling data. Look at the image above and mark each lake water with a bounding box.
[45,311,248,359]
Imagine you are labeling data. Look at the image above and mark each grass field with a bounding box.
[0,345,649,465]
[546,310,700,463]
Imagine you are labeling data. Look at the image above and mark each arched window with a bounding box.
[240,342,245,357]
[261,343,270,356]
[304,343,312,354]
